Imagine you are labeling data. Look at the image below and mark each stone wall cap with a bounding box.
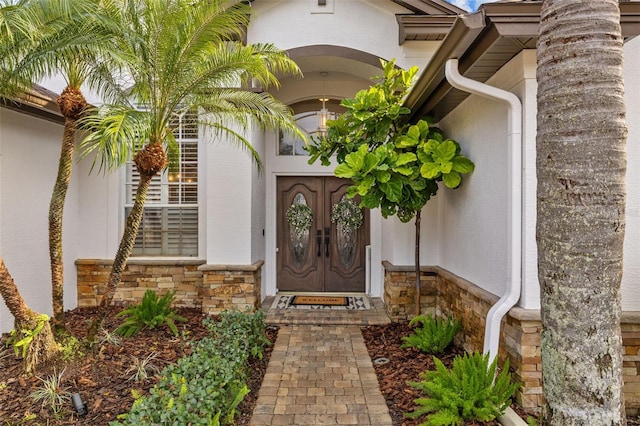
[198,260,265,272]
[621,311,640,324]
[76,258,206,266]
[381,260,438,275]
[508,307,541,321]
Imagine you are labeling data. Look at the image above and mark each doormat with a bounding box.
[291,295,348,306]
[271,295,370,310]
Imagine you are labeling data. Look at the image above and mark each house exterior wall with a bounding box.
[247,0,433,72]
[250,0,442,298]
[0,108,81,333]
[622,36,640,310]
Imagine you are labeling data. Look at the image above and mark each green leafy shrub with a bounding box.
[115,290,187,337]
[401,315,461,354]
[113,309,270,425]
[407,352,520,426]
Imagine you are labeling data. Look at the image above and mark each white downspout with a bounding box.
[444,58,522,364]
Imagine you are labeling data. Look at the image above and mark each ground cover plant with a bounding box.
[401,314,461,354]
[0,306,276,425]
[362,321,541,426]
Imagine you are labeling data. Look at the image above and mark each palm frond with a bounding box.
[78,106,151,174]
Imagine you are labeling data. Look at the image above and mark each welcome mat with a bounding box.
[271,295,370,310]
[291,295,348,306]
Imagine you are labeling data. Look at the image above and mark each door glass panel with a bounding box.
[332,196,363,269]
[286,193,313,267]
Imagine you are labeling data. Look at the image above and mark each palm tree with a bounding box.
[1,0,128,334]
[82,0,303,340]
[537,0,627,423]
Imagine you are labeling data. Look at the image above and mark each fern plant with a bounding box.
[116,290,187,337]
[401,315,461,354]
[407,352,520,426]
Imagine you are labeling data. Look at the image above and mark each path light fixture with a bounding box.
[71,393,87,416]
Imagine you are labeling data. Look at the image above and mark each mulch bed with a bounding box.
[0,306,276,425]
[361,321,533,426]
[3,308,633,426]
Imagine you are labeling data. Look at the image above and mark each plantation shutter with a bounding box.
[126,110,199,256]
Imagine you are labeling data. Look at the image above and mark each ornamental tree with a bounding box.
[308,59,474,315]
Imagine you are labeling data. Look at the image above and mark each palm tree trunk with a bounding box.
[537,1,626,423]
[414,210,421,316]
[49,117,76,335]
[87,172,154,341]
[0,258,57,374]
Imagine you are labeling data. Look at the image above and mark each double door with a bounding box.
[276,176,369,292]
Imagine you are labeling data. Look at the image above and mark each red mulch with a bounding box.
[4,308,632,426]
[361,321,538,426]
[0,306,276,425]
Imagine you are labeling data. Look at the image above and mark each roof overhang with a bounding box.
[405,1,640,123]
[1,85,63,124]
[392,0,466,15]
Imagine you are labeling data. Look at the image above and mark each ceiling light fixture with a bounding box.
[318,72,329,137]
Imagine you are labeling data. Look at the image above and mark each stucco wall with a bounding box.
[247,0,431,72]
[204,124,255,265]
[0,109,81,334]
[435,71,512,305]
[622,36,640,310]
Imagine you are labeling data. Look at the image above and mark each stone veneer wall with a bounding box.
[382,261,437,320]
[76,259,263,314]
[383,262,640,415]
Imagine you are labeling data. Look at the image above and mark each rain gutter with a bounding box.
[403,9,486,122]
[444,58,522,364]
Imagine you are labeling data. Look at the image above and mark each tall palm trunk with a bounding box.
[537,1,627,423]
[87,143,166,341]
[49,86,87,334]
[0,259,58,374]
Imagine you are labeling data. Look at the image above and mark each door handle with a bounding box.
[325,227,330,257]
[316,230,322,257]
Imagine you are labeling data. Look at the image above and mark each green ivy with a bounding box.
[112,309,270,426]
[115,289,187,337]
[407,352,520,426]
[401,315,461,354]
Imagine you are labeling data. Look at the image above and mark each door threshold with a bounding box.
[276,291,368,297]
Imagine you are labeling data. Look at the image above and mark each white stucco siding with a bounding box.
[381,201,439,266]
[622,36,640,311]
[0,109,81,334]
[435,52,540,306]
[204,125,257,265]
[437,98,510,299]
[76,157,121,259]
[247,0,417,70]
[251,127,267,264]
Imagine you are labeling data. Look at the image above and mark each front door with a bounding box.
[277,176,369,292]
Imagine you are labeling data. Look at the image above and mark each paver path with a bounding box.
[250,324,393,425]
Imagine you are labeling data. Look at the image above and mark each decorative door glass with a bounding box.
[286,193,312,267]
[331,195,363,269]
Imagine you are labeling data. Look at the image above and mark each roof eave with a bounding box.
[405,1,640,122]
[403,9,486,119]
[1,85,63,124]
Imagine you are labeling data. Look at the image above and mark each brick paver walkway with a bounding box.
[250,324,393,425]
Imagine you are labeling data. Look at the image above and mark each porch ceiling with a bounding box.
[405,1,640,123]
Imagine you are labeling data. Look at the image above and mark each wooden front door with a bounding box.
[277,176,369,292]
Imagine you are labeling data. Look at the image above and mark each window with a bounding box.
[126,111,198,256]
[279,110,336,156]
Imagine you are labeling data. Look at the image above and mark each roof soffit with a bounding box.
[406,1,640,122]
[392,0,467,15]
